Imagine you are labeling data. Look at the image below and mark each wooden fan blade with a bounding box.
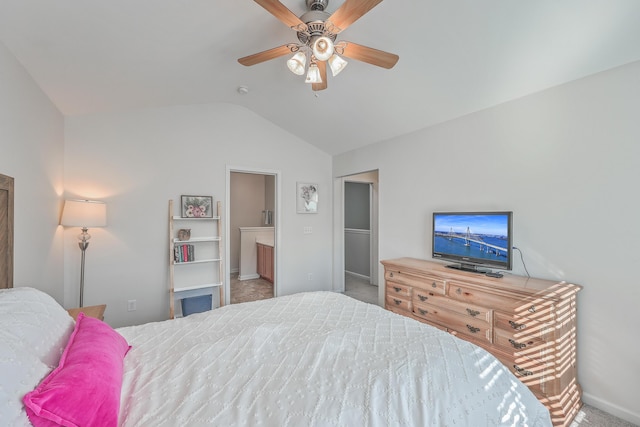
[312,61,328,91]
[254,0,307,31]
[339,41,399,69]
[238,45,294,66]
[325,0,383,34]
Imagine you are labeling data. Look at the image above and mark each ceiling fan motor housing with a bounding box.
[306,0,328,11]
[297,7,336,45]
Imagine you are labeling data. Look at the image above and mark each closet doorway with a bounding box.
[333,170,379,305]
[226,167,280,305]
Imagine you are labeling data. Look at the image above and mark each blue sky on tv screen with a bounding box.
[434,214,508,237]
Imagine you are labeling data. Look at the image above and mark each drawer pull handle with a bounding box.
[418,295,428,302]
[456,288,462,295]
[466,308,480,317]
[466,324,480,334]
[509,339,527,349]
[529,305,536,313]
[432,282,437,288]
[418,308,428,315]
[393,299,402,305]
[509,320,525,330]
[513,365,533,377]
[393,286,401,292]
[389,272,394,278]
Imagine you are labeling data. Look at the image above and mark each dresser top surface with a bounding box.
[381,257,582,296]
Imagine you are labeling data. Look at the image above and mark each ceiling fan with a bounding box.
[238,0,399,91]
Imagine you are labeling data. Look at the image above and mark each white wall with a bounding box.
[333,60,640,424]
[63,103,333,328]
[0,42,65,301]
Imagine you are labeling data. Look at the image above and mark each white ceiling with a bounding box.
[1,0,639,155]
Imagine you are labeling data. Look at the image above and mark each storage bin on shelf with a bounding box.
[181,295,212,316]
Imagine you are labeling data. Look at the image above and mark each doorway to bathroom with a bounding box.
[226,167,279,304]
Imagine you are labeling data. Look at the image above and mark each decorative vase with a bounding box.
[177,229,191,241]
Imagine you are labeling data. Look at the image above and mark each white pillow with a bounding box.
[0,287,75,426]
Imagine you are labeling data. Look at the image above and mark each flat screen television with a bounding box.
[432,211,512,272]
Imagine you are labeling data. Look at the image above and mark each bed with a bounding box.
[1,287,552,426]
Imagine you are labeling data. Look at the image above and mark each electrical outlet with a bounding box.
[127,299,137,312]
[307,273,313,281]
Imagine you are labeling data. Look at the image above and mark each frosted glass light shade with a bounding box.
[305,63,322,84]
[312,36,334,61]
[286,52,307,75]
[328,54,348,76]
[61,200,107,227]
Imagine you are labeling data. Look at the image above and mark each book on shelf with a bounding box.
[174,244,195,263]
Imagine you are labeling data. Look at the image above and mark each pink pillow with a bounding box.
[23,313,131,427]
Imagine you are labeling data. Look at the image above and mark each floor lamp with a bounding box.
[61,200,107,307]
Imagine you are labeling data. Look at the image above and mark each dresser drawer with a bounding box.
[494,327,554,360]
[385,270,445,295]
[385,294,412,313]
[494,312,555,340]
[413,302,492,343]
[493,351,555,396]
[507,297,557,324]
[447,281,517,308]
[411,315,448,331]
[415,290,492,325]
[386,281,412,299]
[387,304,411,318]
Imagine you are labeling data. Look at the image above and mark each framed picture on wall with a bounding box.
[296,182,318,214]
[181,195,213,218]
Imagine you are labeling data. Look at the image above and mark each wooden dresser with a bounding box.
[381,257,582,427]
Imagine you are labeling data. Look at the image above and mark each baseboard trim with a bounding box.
[238,273,260,281]
[582,392,640,426]
[345,270,372,283]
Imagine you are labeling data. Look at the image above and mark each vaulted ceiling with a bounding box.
[1,0,639,155]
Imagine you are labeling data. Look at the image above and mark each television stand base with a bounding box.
[445,263,486,274]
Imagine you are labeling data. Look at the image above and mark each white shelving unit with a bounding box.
[168,199,224,319]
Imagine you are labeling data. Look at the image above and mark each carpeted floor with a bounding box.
[571,404,637,426]
[344,273,379,304]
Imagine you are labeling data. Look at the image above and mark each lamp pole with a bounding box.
[78,227,90,307]
[60,199,107,308]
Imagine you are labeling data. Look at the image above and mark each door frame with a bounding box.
[225,165,281,305]
[333,170,380,303]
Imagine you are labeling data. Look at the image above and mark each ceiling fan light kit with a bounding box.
[311,36,334,61]
[286,51,307,75]
[305,62,322,84]
[327,53,347,76]
[238,0,398,91]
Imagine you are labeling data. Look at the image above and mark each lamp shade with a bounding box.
[61,200,107,227]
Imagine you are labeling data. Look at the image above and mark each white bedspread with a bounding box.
[117,292,551,426]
